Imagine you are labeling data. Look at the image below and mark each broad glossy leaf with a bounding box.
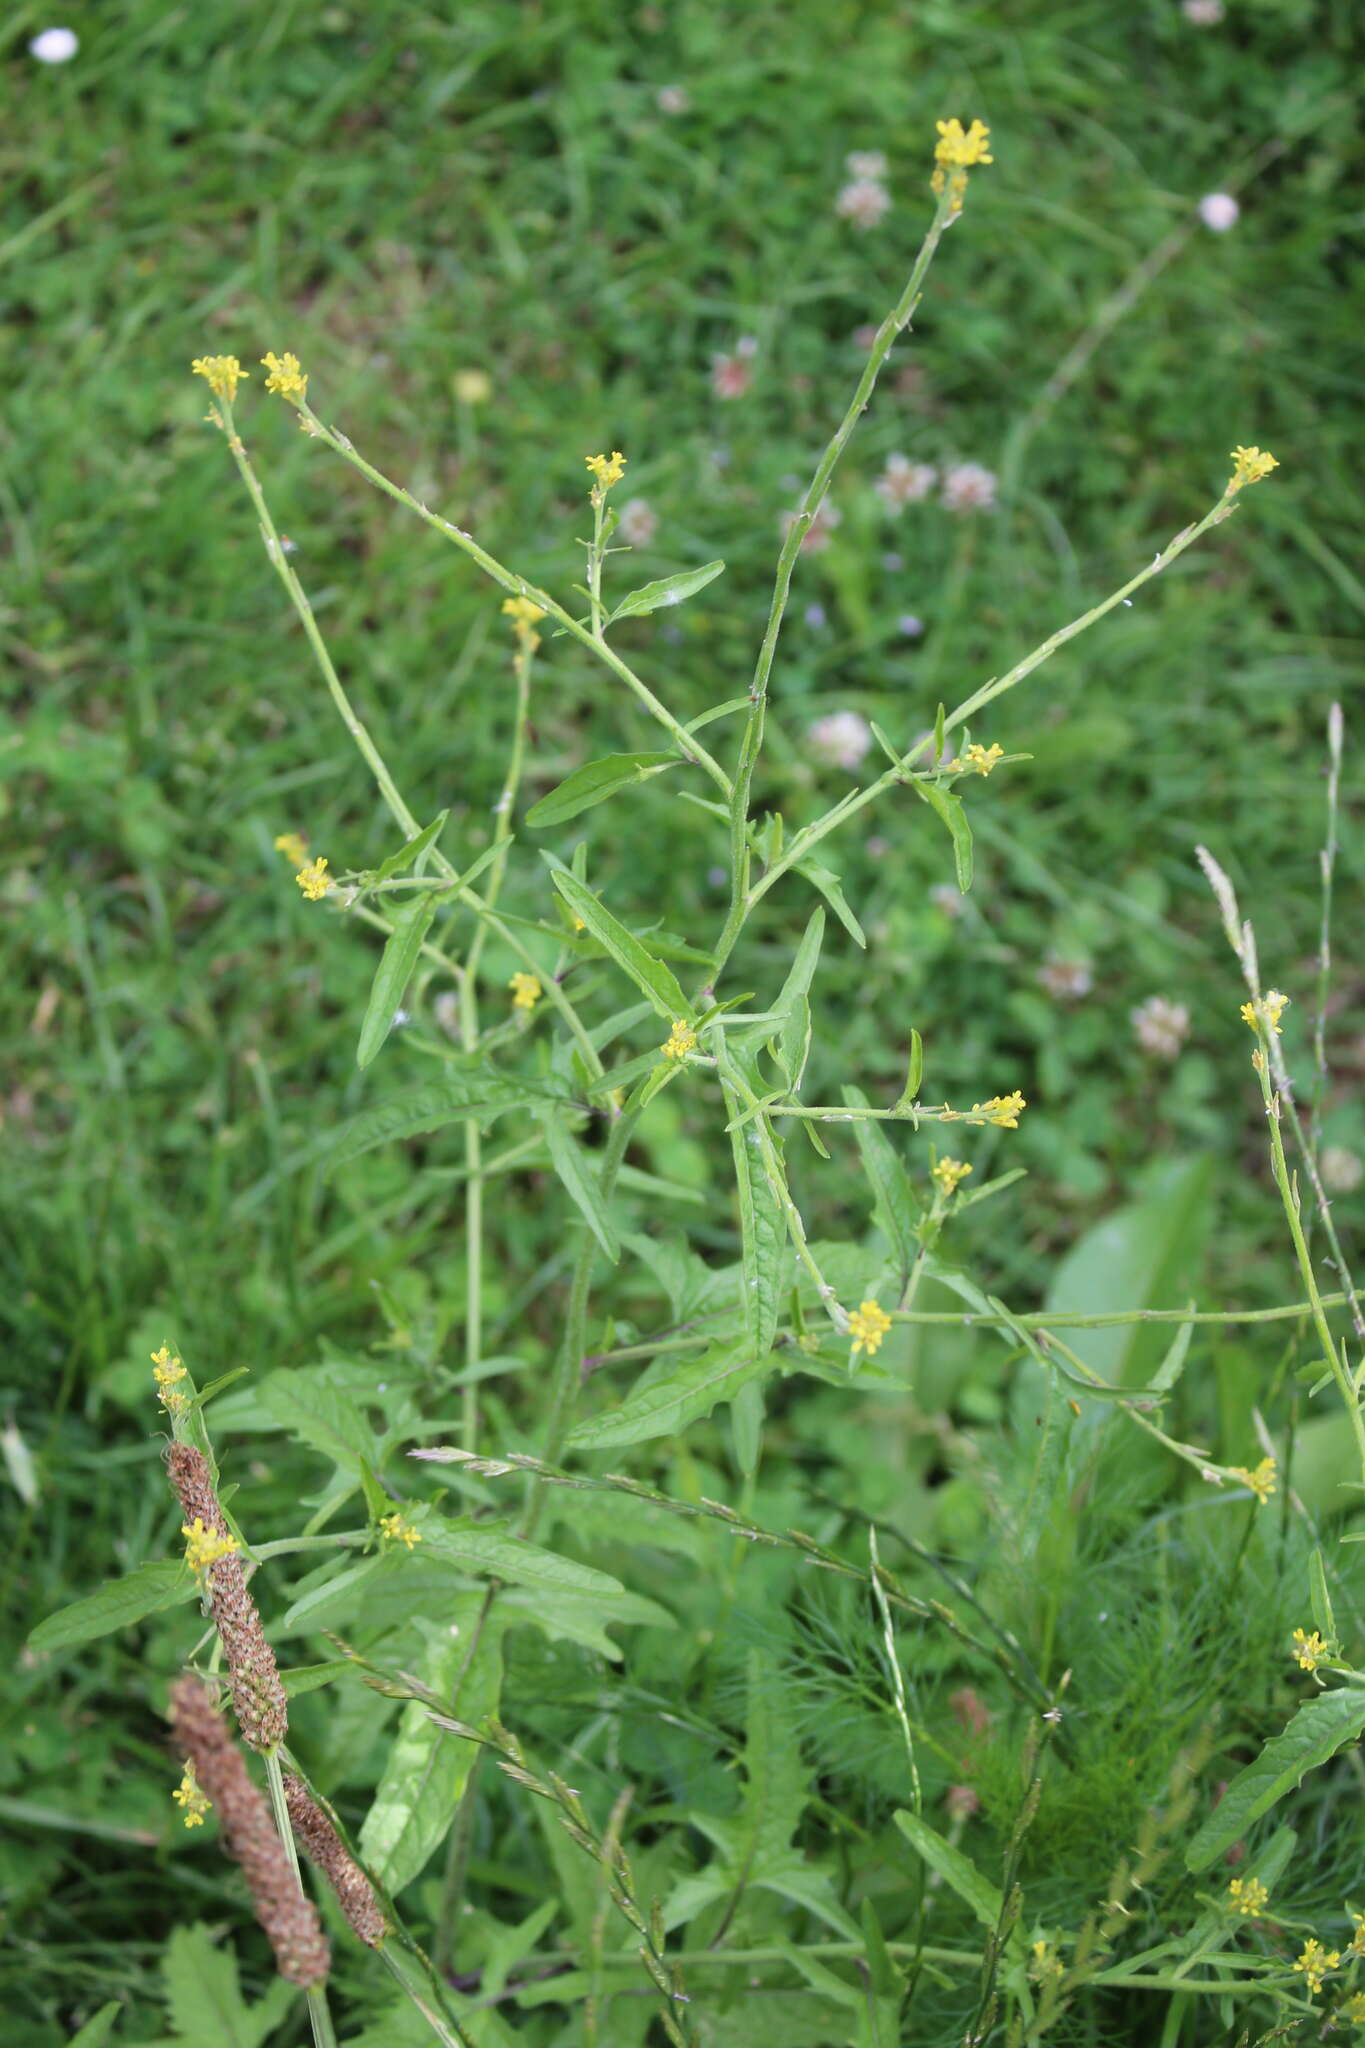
[357,892,438,1069]
[29,1559,195,1652]
[525,751,678,828]
[1185,1689,1365,1872]
[608,558,725,621]
[567,1343,774,1449]
[549,866,690,1021]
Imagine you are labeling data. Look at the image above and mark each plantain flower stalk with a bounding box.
[166,1443,288,1751]
[284,1775,386,1948]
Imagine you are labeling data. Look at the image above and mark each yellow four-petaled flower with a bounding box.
[172,1762,211,1828]
[1229,445,1278,491]
[1292,1937,1340,1996]
[661,1020,697,1061]
[934,118,993,169]
[848,1299,892,1359]
[932,1157,973,1195]
[1226,1876,1268,1916]
[1239,989,1289,1036]
[191,355,248,402]
[182,1517,239,1576]
[380,1513,422,1550]
[296,858,331,901]
[274,832,309,869]
[261,351,308,405]
[509,972,542,1012]
[1292,1627,1328,1673]
[1228,1455,1276,1505]
[585,451,627,492]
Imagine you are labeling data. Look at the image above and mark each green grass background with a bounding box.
[4,2,1364,2040]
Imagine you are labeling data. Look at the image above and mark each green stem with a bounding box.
[714,193,954,980]
[381,1942,475,2048]
[298,410,731,797]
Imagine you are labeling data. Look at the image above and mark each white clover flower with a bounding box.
[875,453,938,511]
[30,25,79,61]
[836,178,891,230]
[617,497,658,548]
[1182,0,1224,21]
[1131,995,1190,1061]
[1038,956,1093,1001]
[942,462,998,513]
[1198,193,1240,232]
[807,711,873,772]
[657,85,689,114]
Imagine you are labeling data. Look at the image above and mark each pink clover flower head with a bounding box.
[807,711,873,772]
[942,462,998,513]
[1198,192,1240,232]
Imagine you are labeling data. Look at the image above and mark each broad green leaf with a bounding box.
[537,1110,620,1263]
[368,810,449,887]
[1185,1689,1365,1872]
[845,1084,921,1289]
[29,1559,195,1652]
[912,776,973,892]
[418,1516,636,1604]
[281,1659,351,1697]
[716,1045,788,1356]
[66,2003,122,2048]
[525,751,678,828]
[893,1809,1005,1930]
[498,1580,674,1660]
[360,1602,506,1895]
[608,558,725,621]
[567,1343,773,1449]
[162,1922,296,2048]
[549,866,691,1021]
[327,1067,568,1169]
[357,892,438,1069]
[260,1372,378,1478]
[793,856,865,948]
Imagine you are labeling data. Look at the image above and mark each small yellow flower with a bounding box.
[1292,1937,1340,1996]
[502,594,546,654]
[191,355,248,402]
[274,832,309,869]
[380,1512,422,1549]
[932,1157,973,1195]
[296,858,331,901]
[1293,1627,1328,1673]
[662,1020,697,1061]
[963,742,1004,776]
[182,1517,239,1576]
[1228,1456,1276,1505]
[848,1299,893,1359]
[172,1762,211,1828]
[1228,445,1278,491]
[1029,1938,1064,1983]
[1240,989,1289,1036]
[454,368,491,404]
[1348,1911,1365,1958]
[1227,1876,1269,1916]
[261,351,308,405]
[934,118,993,169]
[508,972,542,1012]
[1347,1990,1365,2025]
[970,1091,1026,1129]
[585,450,627,492]
[572,916,586,933]
[151,1344,188,1413]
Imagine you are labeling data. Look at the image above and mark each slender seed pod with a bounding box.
[169,1677,330,1987]
[166,1442,288,1751]
[284,1775,386,1948]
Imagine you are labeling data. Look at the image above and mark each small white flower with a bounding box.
[1198,192,1240,232]
[836,178,891,230]
[657,84,689,114]
[942,463,997,513]
[30,25,79,62]
[846,150,888,180]
[1038,956,1093,1001]
[876,453,938,511]
[1131,995,1190,1061]
[616,497,658,548]
[1321,1146,1364,1195]
[807,711,873,772]
[1182,0,1224,21]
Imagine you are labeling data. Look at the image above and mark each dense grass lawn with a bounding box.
[4,4,1364,2043]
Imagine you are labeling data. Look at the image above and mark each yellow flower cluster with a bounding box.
[973,1091,1026,1128]
[274,831,309,868]
[1348,1991,1365,2025]
[934,118,993,168]
[1293,1627,1328,1672]
[932,1157,973,1195]
[261,350,308,404]
[172,1762,211,1828]
[191,355,248,402]
[1029,1939,1064,1983]
[848,1299,892,1359]
[1293,1937,1340,1996]
[509,971,542,1012]
[296,857,331,901]
[1350,1911,1365,1958]
[1239,989,1289,1036]
[1228,1455,1276,1505]
[661,1020,697,1061]
[380,1513,422,1550]
[502,594,546,654]
[182,1517,239,1576]
[151,1344,188,1415]
[585,450,627,492]
[1226,1876,1268,1916]
[1228,445,1278,491]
